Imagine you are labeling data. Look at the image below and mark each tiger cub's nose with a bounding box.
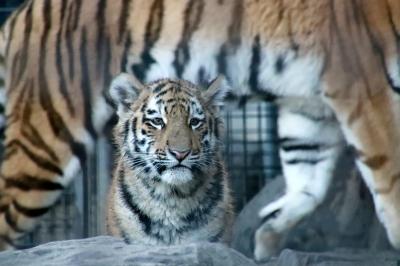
[169,149,191,162]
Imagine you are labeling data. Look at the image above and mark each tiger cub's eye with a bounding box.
[190,118,202,128]
[151,117,165,128]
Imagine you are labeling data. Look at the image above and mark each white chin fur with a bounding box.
[161,167,193,185]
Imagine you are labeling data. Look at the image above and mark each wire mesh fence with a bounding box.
[1,1,281,249]
[224,100,281,210]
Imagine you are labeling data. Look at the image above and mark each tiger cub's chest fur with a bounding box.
[107,159,232,245]
[106,73,234,246]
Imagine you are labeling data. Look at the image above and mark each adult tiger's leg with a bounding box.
[254,98,345,260]
[317,0,400,250]
[323,89,400,251]
[0,102,91,250]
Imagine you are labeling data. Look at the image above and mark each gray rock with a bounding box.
[1,236,399,266]
[263,249,400,266]
[0,236,257,266]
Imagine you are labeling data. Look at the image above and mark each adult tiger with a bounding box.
[0,0,399,261]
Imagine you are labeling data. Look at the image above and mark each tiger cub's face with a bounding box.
[109,73,228,185]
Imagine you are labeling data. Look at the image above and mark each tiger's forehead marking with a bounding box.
[144,80,205,118]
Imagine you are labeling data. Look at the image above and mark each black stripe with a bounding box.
[56,0,75,115]
[166,98,177,103]
[65,1,75,81]
[146,109,157,115]
[145,0,164,51]
[15,1,33,82]
[120,33,132,73]
[41,0,52,52]
[0,204,7,213]
[96,0,107,73]
[197,67,206,85]
[65,0,83,80]
[118,0,131,44]
[131,0,164,81]
[5,209,24,233]
[7,140,63,176]
[59,0,67,23]
[8,49,21,96]
[13,200,51,217]
[214,117,220,139]
[9,77,29,125]
[118,168,152,234]
[249,35,261,92]
[4,15,17,56]
[143,166,151,173]
[281,143,322,152]
[5,175,64,191]
[285,158,324,165]
[102,36,112,93]
[137,138,146,146]
[153,161,166,175]
[79,28,97,139]
[71,0,82,31]
[227,0,243,49]
[155,89,170,98]
[279,137,325,152]
[216,46,227,81]
[140,102,148,112]
[260,208,281,225]
[208,117,213,135]
[100,35,114,110]
[275,55,285,74]
[152,83,167,94]
[172,0,204,77]
[131,117,137,142]
[123,120,130,143]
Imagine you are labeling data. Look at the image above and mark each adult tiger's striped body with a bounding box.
[106,74,233,245]
[0,0,399,261]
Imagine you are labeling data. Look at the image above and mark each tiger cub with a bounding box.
[106,73,234,245]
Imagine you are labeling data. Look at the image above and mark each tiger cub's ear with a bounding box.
[109,73,146,117]
[202,75,230,107]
